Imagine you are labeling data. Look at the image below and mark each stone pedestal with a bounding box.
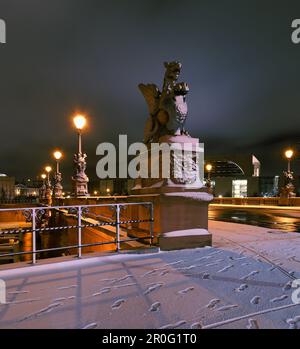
[131,135,213,250]
[157,191,212,250]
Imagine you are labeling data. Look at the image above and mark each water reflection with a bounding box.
[209,207,300,232]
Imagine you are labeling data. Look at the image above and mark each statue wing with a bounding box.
[138,83,160,115]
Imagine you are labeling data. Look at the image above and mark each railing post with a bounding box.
[115,204,120,252]
[149,203,154,246]
[78,206,82,258]
[32,208,36,264]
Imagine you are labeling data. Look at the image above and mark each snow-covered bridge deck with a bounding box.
[0,221,300,329]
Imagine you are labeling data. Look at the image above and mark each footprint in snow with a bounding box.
[160,320,186,329]
[286,316,300,329]
[270,295,288,303]
[205,259,224,267]
[142,269,160,277]
[217,265,234,273]
[178,287,194,295]
[144,283,164,295]
[282,281,293,291]
[111,299,125,310]
[82,323,98,329]
[149,302,161,312]
[58,285,77,290]
[247,319,259,329]
[92,287,111,296]
[232,256,247,261]
[215,304,238,312]
[176,265,196,271]
[241,271,259,280]
[202,273,210,279]
[205,299,221,309]
[52,297,67,302]
[196,255,213,261]
[113,283,137,289]
[8,291,29,295]
[235,284,248,292]
[19,302,63,322]
[110,275,133,285]
[250,296,260,305]
[190,322,203,329]
[208,250,222,256]
[100,278,117,283]
[163,260,184,267]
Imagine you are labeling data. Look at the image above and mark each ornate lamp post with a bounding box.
[205,163,212,188]
[53,150,63,199]
[280,149,295,199]
[45,166,53,204]
[72,114,89,196]
[285,149,294,173]
[39,173,47,200]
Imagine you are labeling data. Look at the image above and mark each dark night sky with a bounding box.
[1,0,300,185]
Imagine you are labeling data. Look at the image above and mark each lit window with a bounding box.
[232,180,247,198]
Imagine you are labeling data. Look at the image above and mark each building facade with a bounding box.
[0,174,15,201]
[205,155,280,197]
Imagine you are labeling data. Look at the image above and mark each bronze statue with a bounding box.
[139,61,189,143]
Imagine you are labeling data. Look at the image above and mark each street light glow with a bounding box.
[285,149,294,159]
[53,150,63,160]
[73,114,87,130]
[41,174,46,179]
[206,163,212,172]
[45,166,52,173]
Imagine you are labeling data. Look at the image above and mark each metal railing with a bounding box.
[0,202,154,264]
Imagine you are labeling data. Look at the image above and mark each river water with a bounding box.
[209,206,300,232]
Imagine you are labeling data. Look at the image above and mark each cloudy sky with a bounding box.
[1,0,300,183]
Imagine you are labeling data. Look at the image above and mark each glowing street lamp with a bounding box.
[72,113,89,197]
[53,150,63,199]
[44,166,52,204]
[45,166,52,180]
[73,114,87,154]
[205,163,213,189]
[39,174,47,200]
[285,149,294,173]
[205,163,212,180]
